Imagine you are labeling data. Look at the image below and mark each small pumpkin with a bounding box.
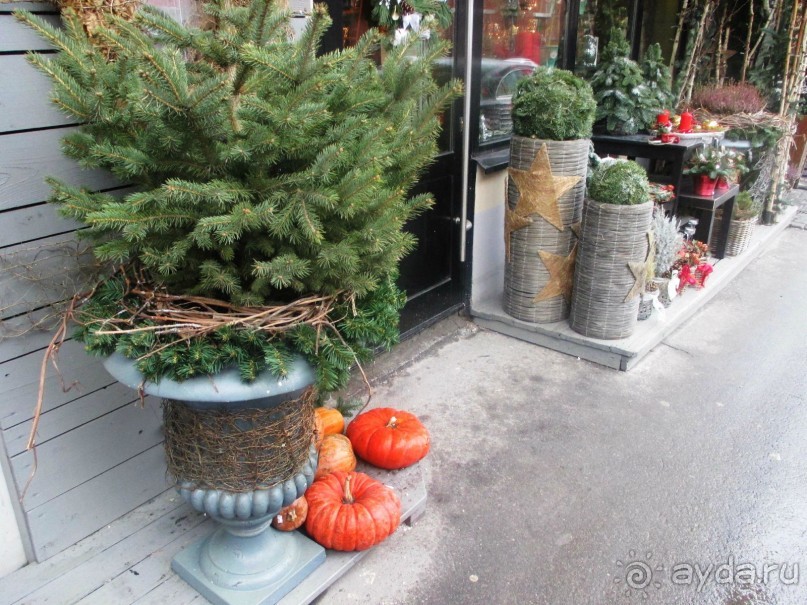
[346,407,430,470]
[305,471,401,551]
[314,407,345,447]
[314,433,356,480]
[271,496,308,531]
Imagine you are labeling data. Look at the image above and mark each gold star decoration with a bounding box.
[645,230,655,263]
[625,260,648,302]
[533,244,578,303]
[626,232,655,302]
[508,144,581,232]
[504,206,533,261]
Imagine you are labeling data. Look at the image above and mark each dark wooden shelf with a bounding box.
[677,183,740,259]
[592,134,705,215]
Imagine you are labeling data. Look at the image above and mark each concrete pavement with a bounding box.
[319,223,807,605]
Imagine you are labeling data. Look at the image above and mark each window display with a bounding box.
[480,0,567,143]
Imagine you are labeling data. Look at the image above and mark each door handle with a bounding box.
[453,217,472,231]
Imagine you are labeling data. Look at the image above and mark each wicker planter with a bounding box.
[569,199,654,339]
[504,136,589,323]
[710,212,757,256]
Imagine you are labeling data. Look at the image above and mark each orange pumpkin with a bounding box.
[314,407,345,447]
[346,407,430,470]
[314,434,356,480]
[271,496,308,531]
[305,471,401,551]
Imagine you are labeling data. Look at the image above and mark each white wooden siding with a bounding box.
[0,3,169,564]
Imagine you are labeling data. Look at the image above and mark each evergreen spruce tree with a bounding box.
[589,28,656,135]
[640,43,675,115]
[17,0,458,390]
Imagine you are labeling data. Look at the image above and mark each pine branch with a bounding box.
[291,4,330,83]
[14,10,93,73]
[136,5,193,47]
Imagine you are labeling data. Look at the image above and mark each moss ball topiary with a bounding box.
[588,160,650,205]
[511,67,596,141]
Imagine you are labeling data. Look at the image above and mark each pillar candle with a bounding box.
[515,31,541,65]
[678,111,693,133]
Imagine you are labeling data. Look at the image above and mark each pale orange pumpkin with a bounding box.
[314,407,345,447]
[271,496,308,531]
[315,434,356,480]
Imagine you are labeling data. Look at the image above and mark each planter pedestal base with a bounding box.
[172,524,325,605]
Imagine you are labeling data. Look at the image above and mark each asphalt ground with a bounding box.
[319,222,807,605]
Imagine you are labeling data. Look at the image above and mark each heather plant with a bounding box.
[691,83,767,115]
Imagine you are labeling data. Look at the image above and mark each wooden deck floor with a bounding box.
[0,463,426,605]
[1,489,211,605]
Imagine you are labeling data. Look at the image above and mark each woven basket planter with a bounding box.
[711,212,757,257]
[504,136,589,323]
[569,199,653,339]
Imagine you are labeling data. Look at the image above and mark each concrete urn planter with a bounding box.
[103,353,325,605]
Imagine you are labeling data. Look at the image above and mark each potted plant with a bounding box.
[504,67,596,323]
[650,209,684,307]
[721,191,760,256]
[18,0,456,600]
[673,240,712,294]
[569,159,654,339]
[713,148,750,193]
[683,146,723,196]
[589,28,657,135]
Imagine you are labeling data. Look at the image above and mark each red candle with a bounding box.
[657,111,670,126]
[515,31,541,65]
[679,111,693,133]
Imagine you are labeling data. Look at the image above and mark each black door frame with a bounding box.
[398,0,471,336]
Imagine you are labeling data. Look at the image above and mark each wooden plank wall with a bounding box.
[0,3,171,562]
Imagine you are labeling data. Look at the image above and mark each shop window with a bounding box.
[342,0,373,49]
[573,0,630,75]
[479,0,567,144]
